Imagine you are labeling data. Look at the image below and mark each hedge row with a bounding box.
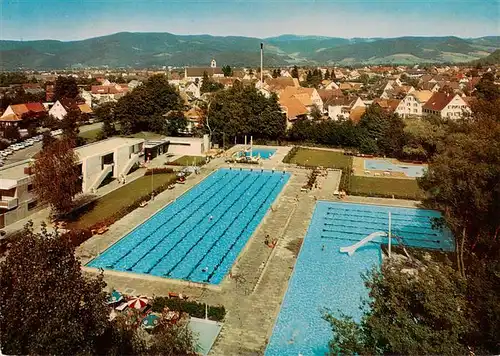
[151,296,226,322]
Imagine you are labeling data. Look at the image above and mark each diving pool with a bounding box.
[364,159,426,177]
[240,148,277,159]
[265,201,454,356]
[87,168,290,284]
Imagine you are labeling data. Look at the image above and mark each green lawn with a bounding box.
[286,147,352,169]
[79,128,101,142]
[68,173,176,229]
[349,176,425,200]
[171,155,206,166]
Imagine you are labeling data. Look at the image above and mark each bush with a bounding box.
[151,297,226,322]
[339,158,353,193]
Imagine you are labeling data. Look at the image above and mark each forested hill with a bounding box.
[0,32,499,70]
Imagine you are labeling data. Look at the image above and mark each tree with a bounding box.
[291,65,299,79]
[475,72,500,102]
[53,76,79,101]
[114,74,182,134]
[200,71,224,94]
[3,125,20,141]
[325,257,471,355]
[164,110,188,136]
[403,116,447,160]
[0,222,109,355]
[147,313,197,355]
[360,73,370,85]
[32,138,81,214]
[204,85,286,145]
[310,104,323,120]
[61,108,84,146]
[94,102,116,123]
[222,65,233,77]
[272,69,279,78]
[324,69,331,80]
[41,130,55,149]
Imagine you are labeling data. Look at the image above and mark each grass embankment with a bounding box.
[349,176,425,200]
[67,173,176,229]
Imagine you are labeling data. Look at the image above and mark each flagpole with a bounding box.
[260,43,264,83]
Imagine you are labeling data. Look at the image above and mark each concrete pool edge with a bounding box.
[82,266,223,291]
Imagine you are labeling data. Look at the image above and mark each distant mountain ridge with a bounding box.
[0,32,498,70]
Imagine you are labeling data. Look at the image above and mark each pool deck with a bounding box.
[76,145,423,355]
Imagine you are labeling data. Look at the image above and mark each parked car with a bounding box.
[2,149,12,156]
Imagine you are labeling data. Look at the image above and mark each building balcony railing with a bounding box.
[0,197,18,210]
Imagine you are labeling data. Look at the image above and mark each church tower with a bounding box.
[210,59,216,68]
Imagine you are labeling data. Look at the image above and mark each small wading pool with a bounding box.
[364,159,426,177]
[265,201,454,356]
[87,168,290,284]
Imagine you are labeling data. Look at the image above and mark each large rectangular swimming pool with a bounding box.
[88,168,290,284]
[265,201,454,356]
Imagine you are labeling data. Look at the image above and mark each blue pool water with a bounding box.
[88,168,290,284]
[240,148,277,159]
[364,159,426,177]
[265,201,454,356]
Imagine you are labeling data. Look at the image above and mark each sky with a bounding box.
[0,0,498,41]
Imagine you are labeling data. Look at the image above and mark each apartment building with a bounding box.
[422,93,471,119]
[0,160,39,228]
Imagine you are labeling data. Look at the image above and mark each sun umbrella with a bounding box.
[127,296,148,309]
[107,290,123,304]
[141,313,160,329]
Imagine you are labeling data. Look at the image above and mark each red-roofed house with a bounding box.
[48,98,93,120]
[0,103,47,127]
[422,93,471,119]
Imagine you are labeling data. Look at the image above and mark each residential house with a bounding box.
[75,138,145,193]
[422,93,471,119]
[183,107,203,133]
[261,77,299,93]
[90,84,128,104]
[0,160,42,228]
[184,82,201,100]
[350,106,366,124]
[372,98,401,114]
[22,83,44,96]
[395,90,434,118]
[279,95,309,128]
[317,89,344,113]
[280,70,292,78]
[81,90,93,107]
[279,86,324,112]
[321,80,339,90]
[48,98,93,120]
[127,80,142,90]
[0,102,47,128]
[328,97,365,121]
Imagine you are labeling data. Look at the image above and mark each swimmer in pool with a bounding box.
[202,267,208,272]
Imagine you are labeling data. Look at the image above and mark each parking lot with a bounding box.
[1,122,103,166]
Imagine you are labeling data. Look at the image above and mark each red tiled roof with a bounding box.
[25,102,46,113]
[350,106,366,124]
[422,92,455,112]
[373,98,400,113]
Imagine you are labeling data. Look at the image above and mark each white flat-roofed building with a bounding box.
[144,135,210,161]
[0,159,40,228]
[75,137,145,193]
